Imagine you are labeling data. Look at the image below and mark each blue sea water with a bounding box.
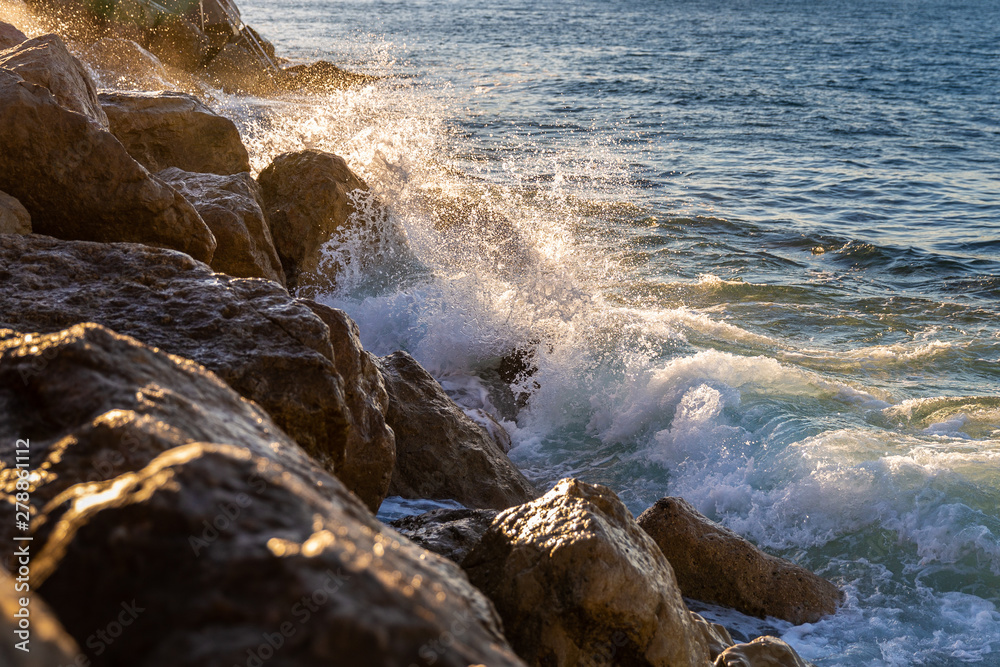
[223,0,1000,663]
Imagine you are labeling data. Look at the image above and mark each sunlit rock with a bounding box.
[0,190,30,234]
[380,350,537,511]
[0,235,394,511]
[158,167,285,284]
[464,478,710,667]
[714,636,815,667]
[0,568,80,667]
[100,90,251,175]
[637,497,843,625]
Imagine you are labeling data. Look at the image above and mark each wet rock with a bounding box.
[464,478,710,667]
[257,149,392,290]
[299,300,396,515]
[203,42,279,95]
[0,568,80,667]
[0,33,107,126]
[0,325,524,667]
[0,190,30,234]
[390,508,499,564]
[100,90,251,175]
[379,350,536,511]
[0,323,336,542]
[0,21,27,49]
[0,235,393,511]
[690,612,736,661]
[280,60,375,91]
[0,71,215,262]
[146,15,211,71]
[714,636,814,667]
[158,168,284,284]
[636,497,843,625]
[82,38,172,90]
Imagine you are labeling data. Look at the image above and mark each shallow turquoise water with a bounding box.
[230,0,1000,663]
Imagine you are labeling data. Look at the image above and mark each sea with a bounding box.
[111,0,1000,663]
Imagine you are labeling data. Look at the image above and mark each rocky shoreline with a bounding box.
[0,6,841,666]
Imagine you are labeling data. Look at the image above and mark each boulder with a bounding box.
[0,21,27,50]
[463,478,710,667]
[257,149,392,290]
[714,637,814,667]
[100,90,251,175]
[636,497,843,625]
[0,33,107,126]
[0,569,80,667]
[203,42,279,95]
[0,235,394,511]
[158,167,284,284]
[299,300,396,512]
[379,350,536,511]
[146,15,211,72]
[0,190,30,234]
[0,71,215,262]
[690,613,736,661]
[82,38,172,90]
[390,508,499,564]
[0,325,525,667]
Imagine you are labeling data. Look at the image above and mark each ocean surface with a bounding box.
[137,0,1000,663]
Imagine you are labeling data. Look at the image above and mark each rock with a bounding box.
[714,636,813,667]
[100,90,251,175]
[146,15,211,71]
[0,21,27,49]
[0,33,108,126]
[0,235,394,511]
[82,37,172,90]
[0,190,30,234]
[636,497,843,625]
[257,149,393,290]
[203,42,279,95]
[158,168,284,284]
[0,71,215,262]
[379,350,536,511]
[0,568,80,667]
[690,612,736,661]
[390,508,499,564]
[0,325,525,667]
[464,479,710,667]
[299,300,396,512]
[0,323,338,544]
[280,60,375,91]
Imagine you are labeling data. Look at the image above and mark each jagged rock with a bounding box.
[158,168,284,284]
[0,568,80,667]
[379,350,536,510]
[299,300,395,513]
[146,15,211,71]
[0,325,525,667]
[0,71,215,262]
[690,613,736,661]
[0,235,394,511]
[0,190,30,234]
[0,21,27,49]
[390,508,499,564]
[714,636,813,667]
[464,478,710,667]
[203,42,279,95]
[257,149,390,290]
[0,34,107,126]
[100,90,251,175]
[636,497,843,625]
[280,60,375,91]
[82,38,172,90]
